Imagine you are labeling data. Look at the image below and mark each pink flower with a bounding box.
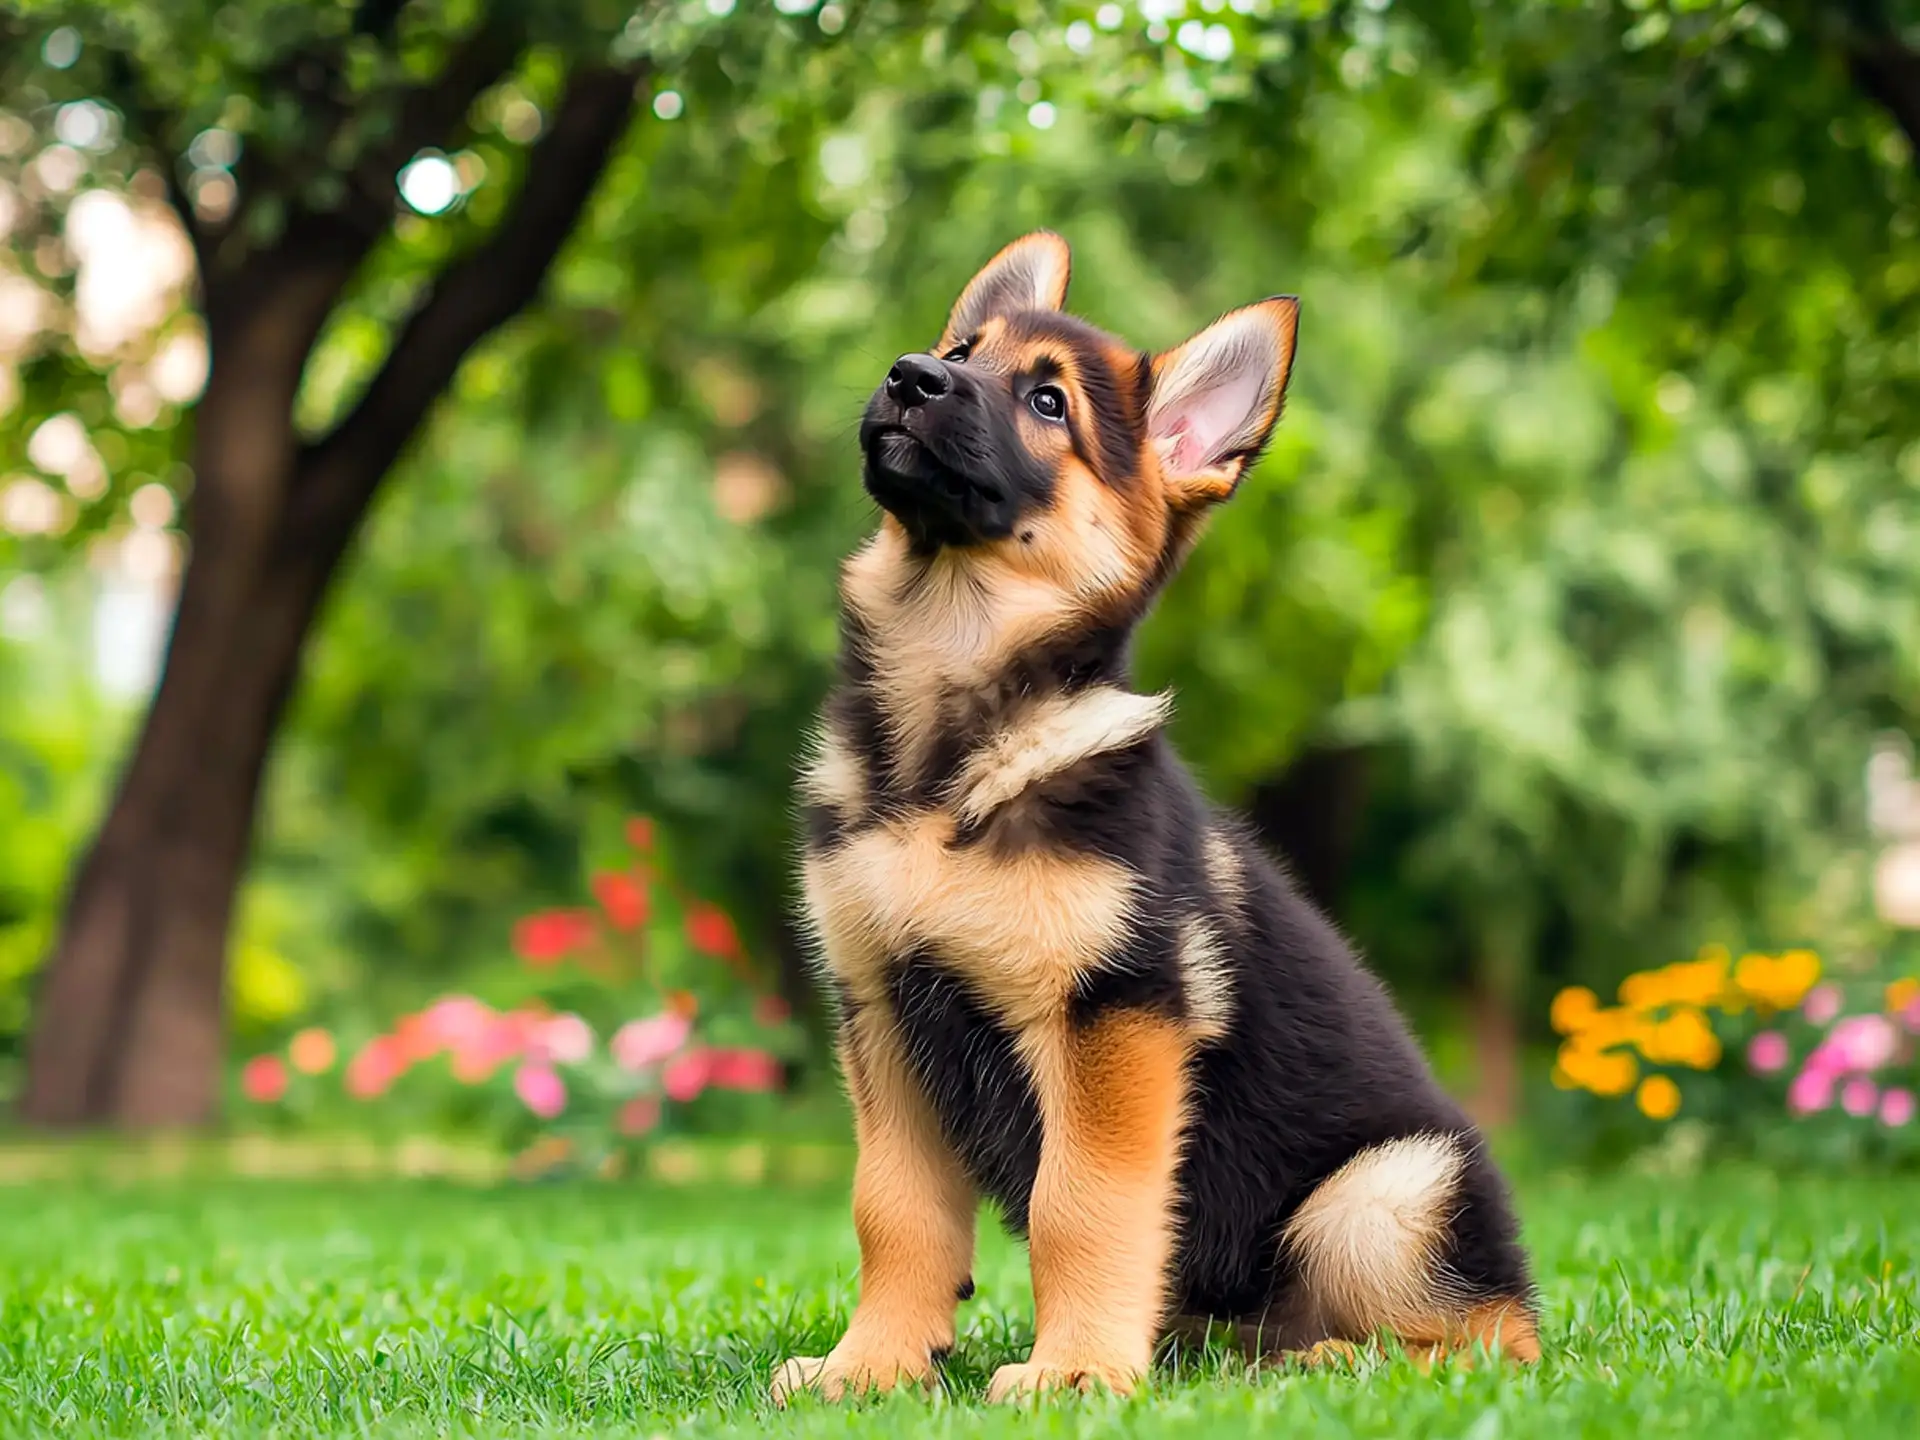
[1901,996,1920,1034]
[420,995,491,1051]
[707,1047,783,1093]
[536,1013,595,1066]
[611,1011,692,1072]
[663,1049,712,1103]
[1802,983,1844,1026]
[618,1096,662,1136]
[346,1037,405,1099]
[1746,1030,1790,1075]
[448,1014,526,1083]
[1803,1040,1845,1078]
[1841,1077,1879,1117]
[1788,1067,1833,1115]
[1880,1087,1917,1128]
[240,1055,289,1103]
[514,1063,568,1119]
[1828,1014,1899,1073]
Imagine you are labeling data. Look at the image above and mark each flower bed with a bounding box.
[233,817,804,1177]
[1549,945,1920,1167]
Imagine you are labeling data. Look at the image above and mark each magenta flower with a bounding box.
[1827,1014,1899,1073]
[513,1063,568,1119]
[1788,1067,1833,1115]
[536,1012,595,1066]
[1902,996,1920,1034]
[1840,1077,1879,1117]
[1746,1031,1791,1074]
[1881,1087,1917,1128]
[663,1049,712,1103]
[1802,984,1844,1026]
[612,1012,692,1072]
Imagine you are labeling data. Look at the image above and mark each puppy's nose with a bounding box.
[885,353,952,410]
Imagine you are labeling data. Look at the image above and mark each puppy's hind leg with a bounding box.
[1277,1134,1540,1369]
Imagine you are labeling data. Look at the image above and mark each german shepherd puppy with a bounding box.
[773,233,1537,1404]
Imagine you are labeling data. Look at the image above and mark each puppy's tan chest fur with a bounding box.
[800,688,1166,1029]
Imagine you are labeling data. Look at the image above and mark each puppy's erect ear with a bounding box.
[1149,297,1299,510]
[942,231,1072,345]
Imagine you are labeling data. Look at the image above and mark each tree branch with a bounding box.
[289,62,647,547]
[333,18,529,242]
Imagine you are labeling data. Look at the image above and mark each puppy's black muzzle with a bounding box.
[884,353,952,410]
[861,353,1019,549]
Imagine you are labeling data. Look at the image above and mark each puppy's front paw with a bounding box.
[986,1356,1140,1402]
[768,1343,936,1406]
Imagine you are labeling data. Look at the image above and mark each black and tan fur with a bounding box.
[771,233,1537,1404]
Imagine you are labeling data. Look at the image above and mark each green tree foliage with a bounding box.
[3,2,1919,1121]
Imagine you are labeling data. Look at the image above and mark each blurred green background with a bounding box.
[2,0,1919,1143]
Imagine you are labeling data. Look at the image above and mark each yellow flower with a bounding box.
[1636,1074,1681,1120]
[1550,986,1600,1035]
[1887,977,1920,1014]
[1579,1005,1651,1052]
[1656,956,1732,1008]
[1617,969,1673,1011]
[230,941,308,1029]
[1617,955,1729,1011]
[1557,1041,1639,1097]
[1641,1007,1722,1070]
[1733,949,1821,1011]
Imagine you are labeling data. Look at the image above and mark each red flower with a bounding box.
[706,1047,783,1094]
[685,903,740,960]
[512,908,597,966]
[591,871,650,931]
[240,1054,289,1103]
[753,995,791,1028]
[625,816,656,853]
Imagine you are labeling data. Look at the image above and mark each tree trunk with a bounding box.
[1462,914,1530,1130]
[21,276,352,1128]
[19,61,644,1128]
[1463,983,1522,1131]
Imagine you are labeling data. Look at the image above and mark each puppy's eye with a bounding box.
[943,340,972,363]
[1028,385,1067,422]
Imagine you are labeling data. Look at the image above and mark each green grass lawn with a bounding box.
[0,1165,1916,1437]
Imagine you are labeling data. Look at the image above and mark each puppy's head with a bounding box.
[859,230,1298,609]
